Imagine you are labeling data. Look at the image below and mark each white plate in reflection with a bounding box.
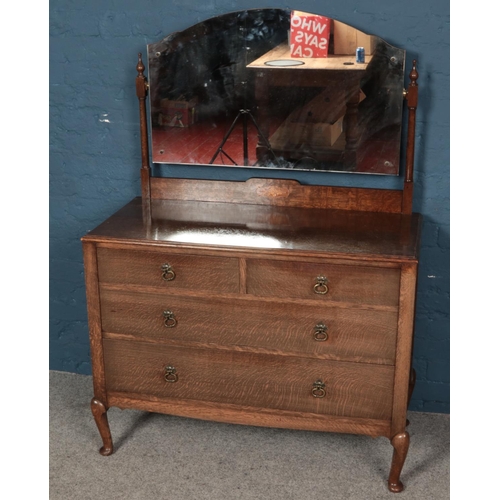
[264,60,305,67]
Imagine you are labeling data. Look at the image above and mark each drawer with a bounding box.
[246,259,400,307]
[103,339,395,420]
[100,289,398,364]
[96,247,239,293]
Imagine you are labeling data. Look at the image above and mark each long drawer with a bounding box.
[100,289,398,364]
[96,247,239,293]
[246,259,400,307]
[103,339,394,420]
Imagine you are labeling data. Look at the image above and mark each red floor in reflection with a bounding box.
[151,118,400,174]
[152,118,265,167]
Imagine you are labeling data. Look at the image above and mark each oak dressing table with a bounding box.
[82,9,421,493]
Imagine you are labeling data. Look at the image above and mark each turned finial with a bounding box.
[136,53,145,76]
[409,59,418,86]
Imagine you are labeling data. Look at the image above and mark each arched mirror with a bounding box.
[147,8,406,175]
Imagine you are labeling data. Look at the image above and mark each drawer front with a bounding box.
[246,259,400,307]
[103,339,394,419]
[101,289,398,364]
[96,247,239,293]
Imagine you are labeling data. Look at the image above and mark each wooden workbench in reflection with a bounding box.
[247,43,372,167]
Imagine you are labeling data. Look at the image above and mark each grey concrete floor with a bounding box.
[50,370,449,500]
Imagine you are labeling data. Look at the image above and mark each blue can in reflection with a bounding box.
[356,47,365,63]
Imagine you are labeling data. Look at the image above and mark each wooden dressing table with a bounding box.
[82,11,420,493]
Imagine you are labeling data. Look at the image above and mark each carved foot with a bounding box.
[388,432,410,493]
[90,398,114,456]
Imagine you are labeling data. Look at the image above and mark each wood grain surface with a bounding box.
[100,288,398,364]
[246,258,400,306]
[107,392,392,437]
[82,241,107,404]
[150,177,404,213]
[391,263,418,436]
[96,247,239,293]
[82,198,422,262]
[102,339,394,420]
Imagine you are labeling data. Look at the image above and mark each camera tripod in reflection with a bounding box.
[209,109,282,167]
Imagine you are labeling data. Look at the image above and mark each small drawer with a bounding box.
[100,290,398,365]
[96,247,239,293]
[103,339,395,420]
[246,259,400,307]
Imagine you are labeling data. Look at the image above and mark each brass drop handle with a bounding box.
[161,263,176,281]
[313,323,328,342]
[314,276,329,295]
[163,310,177,328]
[164,365,178,383]
[312,380,326,398]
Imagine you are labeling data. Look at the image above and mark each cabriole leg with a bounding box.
[90,397,114,456]
[388,431,410,493]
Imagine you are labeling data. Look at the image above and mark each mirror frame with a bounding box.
[135,10,419,218]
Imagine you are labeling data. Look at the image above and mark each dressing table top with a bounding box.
[84,197,421,262]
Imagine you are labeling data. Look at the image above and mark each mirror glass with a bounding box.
[147,9,405,175]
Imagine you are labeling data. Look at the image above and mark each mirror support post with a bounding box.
[402,60,419,215]
[136,53,152,225]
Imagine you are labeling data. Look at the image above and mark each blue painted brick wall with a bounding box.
[50,0,450,412]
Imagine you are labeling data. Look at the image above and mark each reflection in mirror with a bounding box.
[165,229,284,249]
[147,9,405,175]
